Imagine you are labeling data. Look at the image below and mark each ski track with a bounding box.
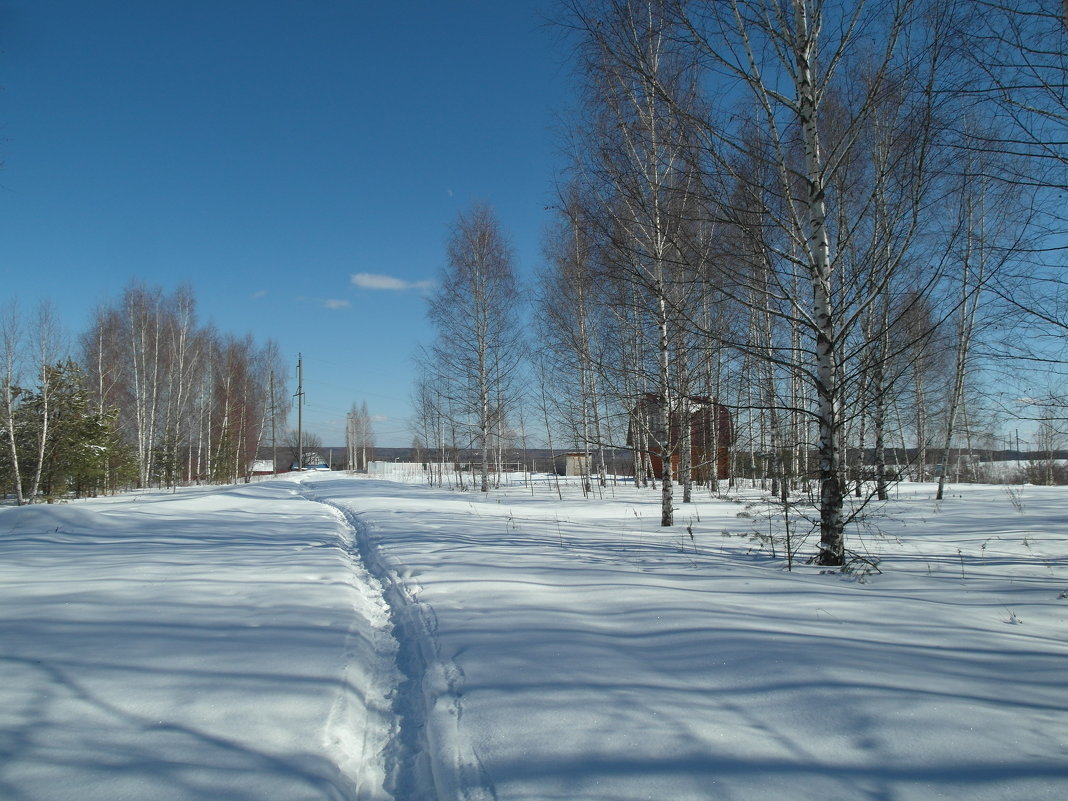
[302,479,496,801]
[310,495,401,801]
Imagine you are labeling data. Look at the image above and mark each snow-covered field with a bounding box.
[2,473,1066,800]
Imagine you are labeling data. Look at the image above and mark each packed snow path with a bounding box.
[3,471,1068,800]
[302,478,495,801]
[0,477,401,801]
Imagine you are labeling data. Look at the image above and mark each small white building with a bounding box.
[556,452,590,477]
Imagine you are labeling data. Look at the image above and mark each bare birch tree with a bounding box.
[347,400,374,471]
[567,0,705,525]
[1,303,26,504]
[427,203,523,493]
[537,182,613,492]
[25,303,64,501]
[563,0,958,560]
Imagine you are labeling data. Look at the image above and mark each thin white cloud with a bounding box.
[251,289,268,298]
[351,272,434,292]
[323,298,351,310]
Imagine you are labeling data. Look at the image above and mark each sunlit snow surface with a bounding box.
[2,473,1067,800]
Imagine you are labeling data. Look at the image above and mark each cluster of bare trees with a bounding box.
[1,283,289,502]
[415,203,524,493]
[525,0,1068,566]
[346,400,375,471]
[411,1,1068,569]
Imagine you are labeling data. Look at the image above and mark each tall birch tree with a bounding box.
[427,203,523,493]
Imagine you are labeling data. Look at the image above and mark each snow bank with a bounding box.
[314,476,1068,801]
[0,479,398,801]
[3,475,1067,800]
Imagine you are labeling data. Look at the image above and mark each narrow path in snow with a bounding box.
[301,476,499,801]
[314,499,404,800]
[300,480,442,801]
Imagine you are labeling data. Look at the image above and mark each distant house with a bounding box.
[628,394,733,481]
[249,460,275,476]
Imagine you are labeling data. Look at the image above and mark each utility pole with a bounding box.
[295,354,304,470]
[270,367,277,475]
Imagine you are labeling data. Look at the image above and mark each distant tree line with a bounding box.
[1,283,289,503]
[414,0,1068,567]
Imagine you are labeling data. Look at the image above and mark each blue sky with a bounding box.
[1,0,574,447]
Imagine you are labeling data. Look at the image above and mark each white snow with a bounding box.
[2,473,1067,800]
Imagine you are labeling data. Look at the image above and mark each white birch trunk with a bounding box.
[1,309,25,505]
[792,0,845,565]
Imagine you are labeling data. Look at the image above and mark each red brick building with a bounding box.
[628,394,733,481]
